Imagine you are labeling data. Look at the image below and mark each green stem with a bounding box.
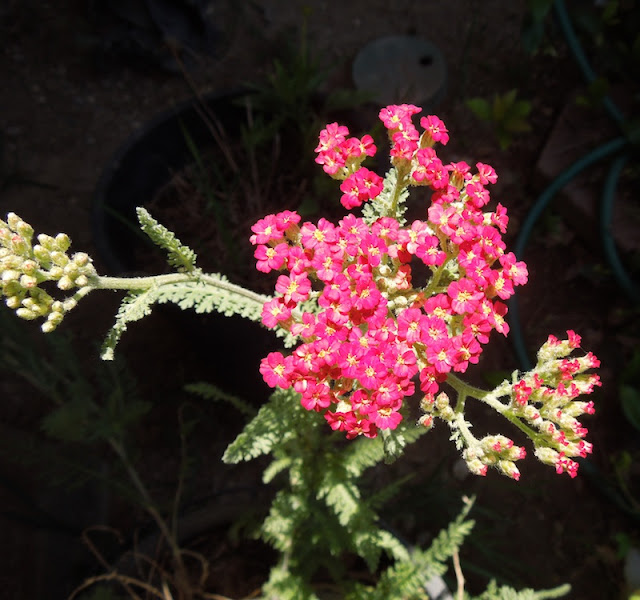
[91,271,270,305]
[389,167,408,217]
[446,374,545,446]
[445,373,490,402]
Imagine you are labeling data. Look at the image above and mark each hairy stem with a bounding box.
[91,272,270,305]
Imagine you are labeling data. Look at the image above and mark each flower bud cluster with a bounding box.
[252,105,531,441]
[507,330,600,478]
[462,434,527,481]
[0,213,97,332]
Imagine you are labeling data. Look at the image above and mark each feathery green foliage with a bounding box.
[101,289,159,360]
[155,276,266,319]
[136,207,197,272]
[473,581,571,600]
[362,167,409,226]
[101,275,270,360]
[185,380,256,418]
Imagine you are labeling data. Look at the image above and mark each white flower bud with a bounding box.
[62,297,77,312]
[19,274,38,289]
[37,234,56,250]
[33,245,50,262]
[57,275,74,290]
[5,296,21,309]
[21,260,38,274]
[41,320,57,333]
[54,233,71,252]
[2,269,20,282]
[16,307,38,320]
[72,252,90,267]
[6,213,21,231]
[50,251,69,267]
[74,274,89,287]
[48,266,64,279]
[63,262,79,276]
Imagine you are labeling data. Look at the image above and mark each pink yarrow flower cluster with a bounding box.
[250,104,600,478]
[252,105,526,436]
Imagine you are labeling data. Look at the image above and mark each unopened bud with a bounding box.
[63,262,79,277]
[2,269,20,282]
[72,252,90,267]
[3,280,22,297]
[6,213,21,231]
[16,307,38,320]
[533,446,559,466]
[74,274,89,287]
[498,460,521,481]
[1,255,22,270]
[465,458,488,477]
[19,274,38,289]
[62,297,77,312]
[6,296,21,309]
[394,295,409,308]
[418,414,434,429]
[16,220,34,241]
[21,260,38,274]
[435,392,450,410]
[57,275,74,290]
[9,235,29,255]
[48,266,64,279]
[54,233,71,252]
[33,245,51,263]
[37,234,56,250]
[50,251,69,267]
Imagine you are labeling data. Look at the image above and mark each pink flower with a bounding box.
[254,242,289,273]
[379,104,421,130]
[250,215,281,245]
[275,272,312,304]
[370,402,403,430]
[397,307,424,344]
[420,115,449,145]
[427,338,456,374]
[260,352,293,388]
[315,122,349,153]
[447,278,483,314]
[476,162,498,185]
[299,380,333,411]
[261,297,292,329]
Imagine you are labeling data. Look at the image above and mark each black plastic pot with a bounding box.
[92,90,249,275]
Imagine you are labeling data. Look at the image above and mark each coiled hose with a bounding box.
[508,0,639,523]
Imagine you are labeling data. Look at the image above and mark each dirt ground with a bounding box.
[1,1,638,599]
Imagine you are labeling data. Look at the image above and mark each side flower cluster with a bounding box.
[0,213,97,332]
[252,105,532,441]
[513,331,601,478]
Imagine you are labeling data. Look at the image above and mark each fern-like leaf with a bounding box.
[156,276,267,322]
[473,581,571,600]
[101,289,159,360]
[136,207,197,272]
[185,381,256,418]
[223,388,301,463]
[363,167,409,226]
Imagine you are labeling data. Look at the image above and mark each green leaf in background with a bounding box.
[466,97,491,121]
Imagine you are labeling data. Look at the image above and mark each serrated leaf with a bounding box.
[101,289,158,360]
[185,381,256,417]
[136,206,197,272]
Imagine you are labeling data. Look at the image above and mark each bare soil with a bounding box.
[0,1,637,599]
